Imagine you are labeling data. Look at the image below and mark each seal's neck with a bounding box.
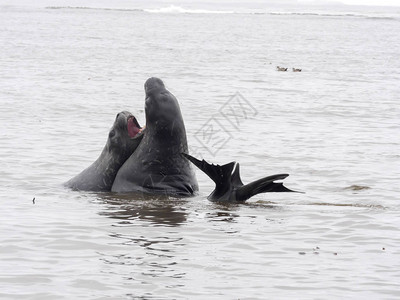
[146,118,186,140]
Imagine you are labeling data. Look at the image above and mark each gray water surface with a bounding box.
[1,3,399,299]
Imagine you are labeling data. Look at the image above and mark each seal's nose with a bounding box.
[144,77,165,93]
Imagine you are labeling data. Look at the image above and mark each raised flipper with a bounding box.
[182,153,235,186]
[183,153,298,202]
[231,163,244,187]
[236,174,297,202]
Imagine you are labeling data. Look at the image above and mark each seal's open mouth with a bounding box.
[127,116,142,138]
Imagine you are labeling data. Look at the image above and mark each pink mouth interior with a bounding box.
[127,117,141,138]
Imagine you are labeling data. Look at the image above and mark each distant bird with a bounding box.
[276,66,288,72]
[292,68,302,72]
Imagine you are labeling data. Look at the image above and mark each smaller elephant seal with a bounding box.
[65,111,144,192]
[182,153,298,202]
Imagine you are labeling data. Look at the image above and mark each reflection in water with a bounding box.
[93,193,190,291]
[126,295,172,300]
[206,211,240,223]
[96,193,189,227]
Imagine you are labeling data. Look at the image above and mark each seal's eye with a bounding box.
[109,129,116,138]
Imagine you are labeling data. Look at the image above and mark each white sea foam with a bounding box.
[144,5,234,14]
[45,5,235,14]
[43,5,399,20]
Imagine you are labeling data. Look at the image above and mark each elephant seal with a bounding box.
[182,153,298,202]
[111,77,198,196]
[65,111,144,191]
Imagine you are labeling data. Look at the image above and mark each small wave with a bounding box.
[46,6,143,13]
[366,16,397,21]
[268,11,398,20]
[270,11,361,17]
[310,202,386,210]
[44,6,399,20]
[144,5,234,14]
[344,185,371,191]
[46,5,234,14]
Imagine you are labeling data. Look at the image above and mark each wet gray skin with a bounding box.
[65,111,144,192]
[111,77,198,196]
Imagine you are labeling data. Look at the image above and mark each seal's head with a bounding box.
[144,77,184,134]
[107,111,144,159]
[64,111,144,192]
[144,77,165,96]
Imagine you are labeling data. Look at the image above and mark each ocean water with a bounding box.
[1,2,400,299]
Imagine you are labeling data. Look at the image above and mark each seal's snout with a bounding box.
[116,111,130,121]
[114,111,142,138]
[145,77,165,94]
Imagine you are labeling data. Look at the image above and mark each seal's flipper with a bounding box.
[183,153,299,202]
[182,153,235,186]
[236,174,296,202]
[231,163,244,187]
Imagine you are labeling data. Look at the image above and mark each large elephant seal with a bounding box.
[111,77,198,196]
[65,111,143,191]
